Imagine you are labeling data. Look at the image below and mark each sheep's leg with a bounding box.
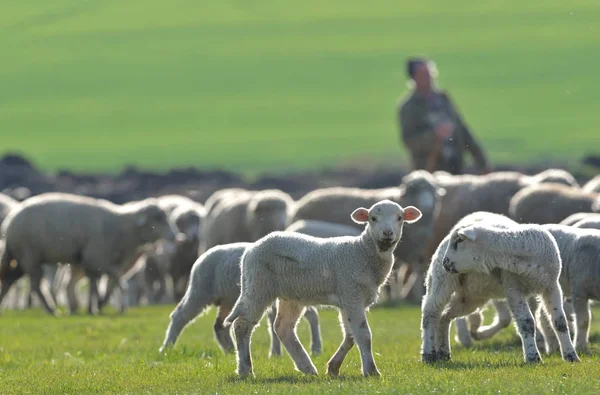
[326,311,354,376]
[563,298,576,340]
[303,306,322,356]
[0,271,24,310]
[266,303,282,358]
[29,266,57,315]
[473,300,512,340]
[274,300,318,375]
[505,291,542,363]
[571,294,591,354]
[437,296,481,362]
[343,306,379,377]
[420,273,454,363]
[535,301,559,354]
[454,316,473,348]
[541,285,579,362]
[159,292,210,353]
[213,306,235,353]
[232,316,260,377]
[87,273,100,315]
[66,268,85,314]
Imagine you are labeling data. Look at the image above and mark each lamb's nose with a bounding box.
[442,257,450,269]
[383,230,393,238]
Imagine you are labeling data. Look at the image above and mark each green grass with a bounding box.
[1,1,599,174]
[1,304,600,393]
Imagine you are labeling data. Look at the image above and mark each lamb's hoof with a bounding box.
[470,331,481,341]
[311,345,322,356]
[564,352,580,363]
[268,350,282,358]
[526,354,542,363]
[302,367,318,376]
[326,361,341,376]
[237,369,254,378]
[364,368,381,377]
[421,352,438,364]
[437,351,451,362]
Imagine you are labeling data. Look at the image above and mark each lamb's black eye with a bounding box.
[452,237,463,251]
[370,216,377,222]
[397,215,403,221]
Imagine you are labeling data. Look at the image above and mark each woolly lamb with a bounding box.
[203,189,293,250]
[159,243,322,356]
[583,175,600,193]
[0,193,178,315]
[421,211,579,364]
[509,183,599,224]
[223,200,423,377]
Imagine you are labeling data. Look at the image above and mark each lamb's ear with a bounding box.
[458,227,477,241]
[403,206,422,224]
[351,208,369,224]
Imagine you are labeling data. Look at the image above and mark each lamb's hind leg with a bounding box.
[303,306,322,356]
[213,306,235,353]
[420,271,455,363]
[274,300,318,375]
[571,294,591,354]
[437,295,483,362]
[326,311,354,376]
[505,291,542,363]
[541,285,579,362]
[266,302,282,358]
[473,299,512,340]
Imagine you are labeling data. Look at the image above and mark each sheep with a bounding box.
[159,243,322,357]
[223,200,423,377]
[560,212,597,226]
[0,193,179,315]
[203,189,294,251]
[203,188,250,216]
[420,211,579,364]
[509,183,599,225]
[583,175,600,193]
[457,225,600,354]
[285,219,362,238]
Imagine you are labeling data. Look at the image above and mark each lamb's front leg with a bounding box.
[303,306,323,356]
[541,285,580,362]
[505,291,542,363]
[344,306,380,377]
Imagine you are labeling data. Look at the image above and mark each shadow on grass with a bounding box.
[225,373,368,384]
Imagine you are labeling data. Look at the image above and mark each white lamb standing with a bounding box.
[420,211,579,364]
[223,199,423,377]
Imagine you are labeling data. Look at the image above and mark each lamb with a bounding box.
[158,243,322,357]
[203,188,250,216]
[572,216,600,231]
[420,211,579,364]
[583,175,600,193]
[223,200,423,377]
[203,189,293,250]
[509,183,599,224]
[0,193,179,315]
[560,212,598,226]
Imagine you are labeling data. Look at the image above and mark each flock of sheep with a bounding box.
[1,169,600,378]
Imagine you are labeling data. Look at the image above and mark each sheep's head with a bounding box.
[133,199,182,244]
[171,205,205,244]
[442,225,483,274]
[351,199,422,253]
[246,190,294,241]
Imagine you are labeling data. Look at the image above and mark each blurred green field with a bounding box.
[1,1,599,174]
[1,304,600,393]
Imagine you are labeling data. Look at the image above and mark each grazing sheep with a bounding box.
[421,211,579,364]
[203,188,250,216]
[0,193,178,315]
[159,243,322,357]
[509,184,599,224]
[223,200,423,377]
[203,189,293,250]
[583,175,600,193]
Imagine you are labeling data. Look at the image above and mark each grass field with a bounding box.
[1,1,599,174]
[1,304,600,393]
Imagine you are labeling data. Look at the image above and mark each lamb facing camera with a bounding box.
[224,200,422,378]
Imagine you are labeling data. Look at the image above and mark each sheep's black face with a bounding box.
[442,257,458,273]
